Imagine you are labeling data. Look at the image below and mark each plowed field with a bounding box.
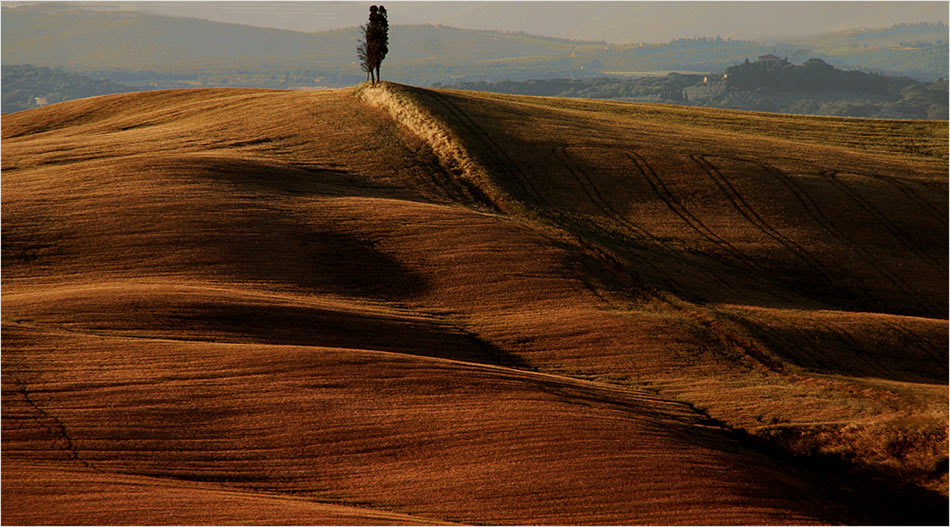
[3,84,946,524]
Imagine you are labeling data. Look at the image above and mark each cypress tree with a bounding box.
[358,5,389,85]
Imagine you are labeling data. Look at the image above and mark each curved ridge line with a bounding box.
[354,83,512,214]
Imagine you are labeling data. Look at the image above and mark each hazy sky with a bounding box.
[25,1,950,43]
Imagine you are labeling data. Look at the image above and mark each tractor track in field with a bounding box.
[814,316,948,382]
[427,91,549,208]
[819,171,942,271]
[421,93,806,308]
[626,150,766,274]
[863,173,947,225]
[916,179,947,193]
[552,146,660,243]
[691,154,841,289]
[716,312,936,381]
[820,319,903,380]
[551,145,697,297]
[553,145,758,298]
[424,92,664,305]
[880,319,946,366]
[708,156,937,314]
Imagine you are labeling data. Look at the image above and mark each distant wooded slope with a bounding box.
[1,65,135,113]
[440,58,949,119]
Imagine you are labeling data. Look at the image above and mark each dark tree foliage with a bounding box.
[434,67,947,120]
[724,57,915,96]
[358,5,389,84]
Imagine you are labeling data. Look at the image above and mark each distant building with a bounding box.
[34,96,49,106]
[757,54,788,65]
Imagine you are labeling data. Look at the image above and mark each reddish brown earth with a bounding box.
[2,84,947,524]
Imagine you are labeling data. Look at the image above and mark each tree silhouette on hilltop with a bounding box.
[358,5,389,84]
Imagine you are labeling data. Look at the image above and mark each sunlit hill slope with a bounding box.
[2,84,947,525]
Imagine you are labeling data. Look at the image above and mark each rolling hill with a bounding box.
[2,84,947,524]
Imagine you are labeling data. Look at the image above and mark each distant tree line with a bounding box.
[724,57,915,97]
[435,74,702,102]
[357,5,389,84]
[435,59,948,120]
[2,64,134,113]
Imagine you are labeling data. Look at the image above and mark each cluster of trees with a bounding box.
[435,74,702,102]
[357,5,389,84]
[701,57,946,118]
[724,57,915,97]
[435,61,948,120]
[707,80,947,119]
[781,79,949,119]
[892,79,950,117]
[866,21,947,39]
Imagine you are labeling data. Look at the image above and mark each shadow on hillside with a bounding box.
[414,89,947,319]
[610,394,950,525]
[13,299,528,368]
[725,422,950,525]
[3,207,430,303]
[149,155,400,200]
[724,313,949,384]
[1,155,425,300]
[490,369,948,524]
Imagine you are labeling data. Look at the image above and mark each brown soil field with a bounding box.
[2,84,947,524]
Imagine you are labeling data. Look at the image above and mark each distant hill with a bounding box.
[2,4,947,90]
[705,56,948,118]
[1,64,136,113]
[73,1,950,47]
[439,57,949,120]
[782,22,950,81]
[0,4,597,86]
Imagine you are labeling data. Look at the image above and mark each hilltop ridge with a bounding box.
[2,85,947,524]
